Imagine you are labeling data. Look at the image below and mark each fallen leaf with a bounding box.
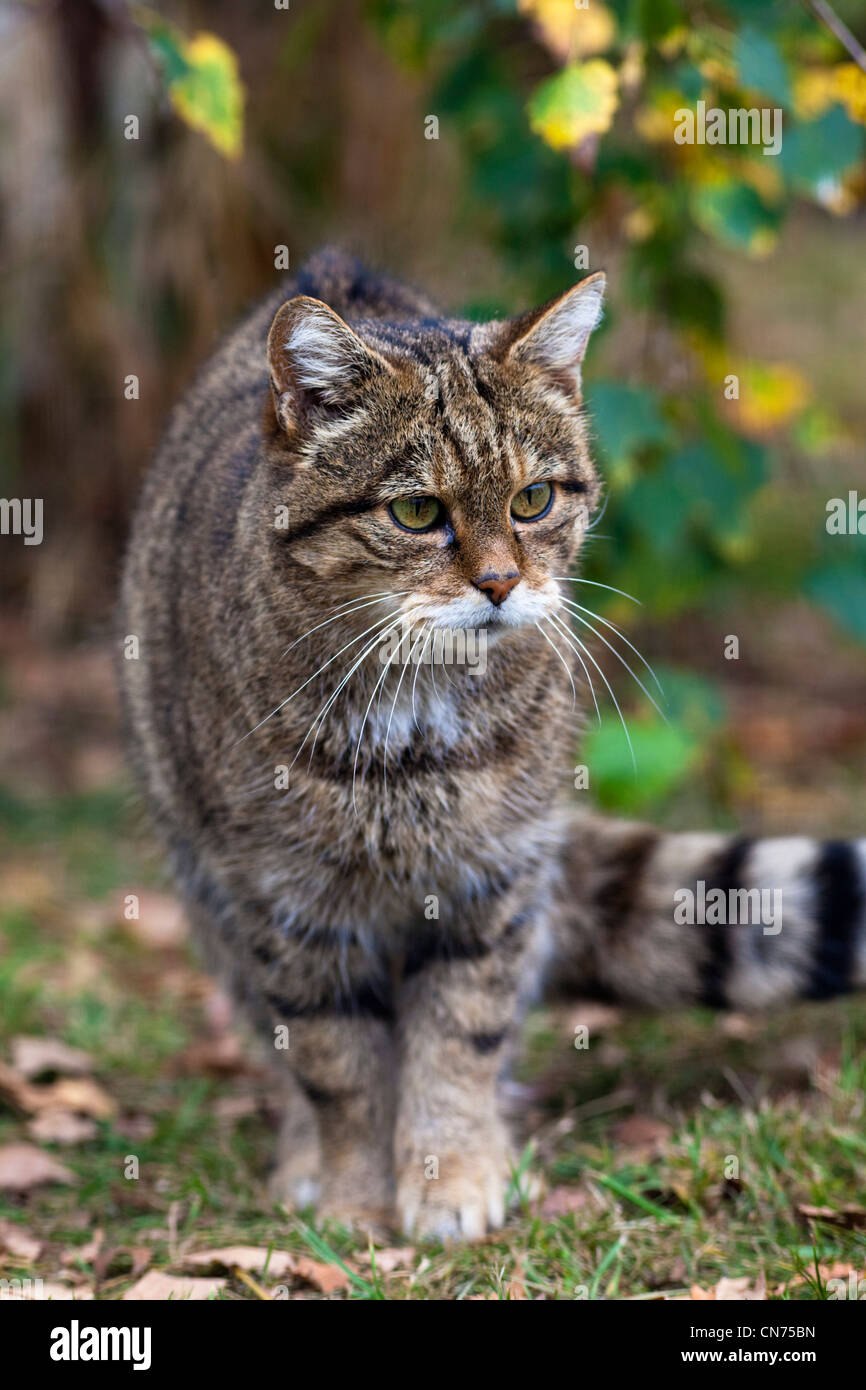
[36,1078,115,1119]
[28,1111,98,1144]
[293,1256,349,1294]
[122,891,188,948]
[213,1095,258,1121]
[0,1062,114,1119]
[11,1037,92,1079]
[61,1230,104,1266]
[797,1204,866,1231]
[175,1034,254,1078]
[565,1001,623,1035]
[506,1259,528,1300]
[690,1275,766,1301]
[541,1186,590,1218]
[0,1143,75,1191]
[612,1115,672,1150]
[358,1246,415,1274]
[0,1219,42,1261]
[122,1270,225,1301]
[184,1246,295,1279]
[94,1245,151,1282]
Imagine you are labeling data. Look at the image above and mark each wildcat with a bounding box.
[119,249,865,1240]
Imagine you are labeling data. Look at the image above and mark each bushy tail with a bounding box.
[551,813,866,1011]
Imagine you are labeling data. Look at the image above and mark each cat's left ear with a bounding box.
[267,295,394,436]
[504,272,605,395]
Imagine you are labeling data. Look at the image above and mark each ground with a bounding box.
[0,630,864,1300]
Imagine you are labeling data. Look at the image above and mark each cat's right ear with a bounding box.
[267,296,393,437]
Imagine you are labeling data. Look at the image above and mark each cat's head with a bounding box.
[265,274,604,638]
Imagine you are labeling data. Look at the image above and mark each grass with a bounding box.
[0,783,865,1301]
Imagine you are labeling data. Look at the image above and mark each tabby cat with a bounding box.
[119,249,865,1239]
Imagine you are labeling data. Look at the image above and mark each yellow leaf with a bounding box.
[169,33,244,160]
[528,60,619,151]
[519,0,616,62]
[795,63,866,125]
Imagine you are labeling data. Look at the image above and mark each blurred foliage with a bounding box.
[135,8,244,159]
[365,0,866,639]
[360,0,866,804]
[2,0,865,816]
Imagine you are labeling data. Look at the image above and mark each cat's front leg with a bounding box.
[394,898,541,1240]
[266,1002,396,1234]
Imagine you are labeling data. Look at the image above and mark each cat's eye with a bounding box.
[511,481,553,521]
[389,496,444,533]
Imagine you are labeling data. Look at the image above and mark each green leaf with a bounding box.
[690,180,782,255]
[780,106,864,193]
[584,716,700,812]
[137,11,244,159]
[528,60,619,151]
[585,383,671,478]
[806,562,866,643]
[735,26,791,107]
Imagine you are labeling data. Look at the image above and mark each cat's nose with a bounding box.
[473,571,520,606]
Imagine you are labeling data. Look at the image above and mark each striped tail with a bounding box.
[552,813,866,1011]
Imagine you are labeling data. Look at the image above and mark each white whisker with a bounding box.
[535,621,576,709]
[547,612,602,728]
[281,590,409,657]
[549,612,635,770]
[552,576,641,605]
[558,599,666,721]
[237,605,406,743]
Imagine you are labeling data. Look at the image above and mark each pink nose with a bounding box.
[473,571,520,606]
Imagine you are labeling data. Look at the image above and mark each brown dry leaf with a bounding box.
[28,1110,98,1144]
[0,1219,42,1261]
[11,1036,92,1079]
[122,1270,226,1301]
[61,1229,104,1266]
[613,1115,672,1150]
[565,1001,623,1035]
[293,1255,350,1294]
[0,1062,113,1119]
[0,1143,75,1191]
[94,1245,151,1282]
[719,1013,757,1041]
[506,1259,528,1300]
[541,1185,590,1218]
[692,1275,766,1301]
[112,1114,156,1142]
[797,1203,866,1230]
[0,1059,40,1112]
[358,1246,416,1274]
[175,1034,253,1078]
[184,1246,295,1279]
[122,891,188,948]
[38,1078,115,1119]
[213,1094,258,1122]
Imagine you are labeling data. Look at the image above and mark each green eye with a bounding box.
[511,481,553,521]
[389,496,444,533]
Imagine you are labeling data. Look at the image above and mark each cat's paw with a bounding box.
[396,1149,509,1241]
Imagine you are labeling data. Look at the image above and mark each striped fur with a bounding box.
[118,250,864,1241]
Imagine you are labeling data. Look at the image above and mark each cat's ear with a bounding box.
[504,272,605,396]
[267,296,393,435]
